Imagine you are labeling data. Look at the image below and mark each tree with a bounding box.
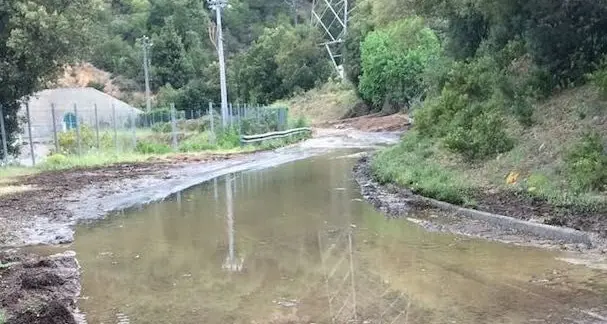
[151,17,194,89]
[0,0,100,159]
[233,25,331,104]
[358,17,441,110]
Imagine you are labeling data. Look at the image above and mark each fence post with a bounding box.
[74,104,81,156]
[25,102,35,166]
[112,104,118,153]
[131,110,137,150]
[51,104,59,153]
[228,103,232,128]
[94,104,100,149]
[170,103,178,150]
[209,102,215,144]
[237,102,242,135]
[0,104,8,165]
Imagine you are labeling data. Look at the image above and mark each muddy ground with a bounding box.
[354,156,607,255]
[0,128,402,323]
[0,250,82,324]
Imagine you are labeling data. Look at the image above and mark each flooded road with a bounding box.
[70,150,607,323]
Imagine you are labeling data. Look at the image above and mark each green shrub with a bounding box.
[359,17,441,110]
[216,128,241,149]
[45,153,69,167]
[588,56,607,99]
[58,125,96,154]
[135,141,172,154]
[291,115,309,128]
[152,122,172,133]
[87,81,105,92]
[178,132,216,152]
[415,57,514,160]
[564,132,607,192]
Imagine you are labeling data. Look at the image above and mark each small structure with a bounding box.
[21,87,142,143]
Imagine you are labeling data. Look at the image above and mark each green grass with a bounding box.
[371,131,476,206]
[372,85,607,212]
[0,309,5,324]
[0,128,311,180]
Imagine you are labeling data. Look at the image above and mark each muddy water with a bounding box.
[71,151,607,324]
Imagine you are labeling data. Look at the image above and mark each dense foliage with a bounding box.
[347,0,607,165]
[358,17,440,111]
[89,0,330,107]
[0,0,100,159]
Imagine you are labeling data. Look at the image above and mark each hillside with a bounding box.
[372,85,607,236]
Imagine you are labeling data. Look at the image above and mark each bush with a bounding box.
[152,122,172,133]
[178,132,216,152]
[358,17,441,110]
[291,115,309,128]
[564,132,607,192]
[87,81,106,92]
[588,56,607,99]
[216,128,241,149]
[58,125,95,154]
[135,141,172,154]
[415,57,515,160]
[44,153,69,168]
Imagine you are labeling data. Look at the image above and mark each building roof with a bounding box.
[23,87,142,115]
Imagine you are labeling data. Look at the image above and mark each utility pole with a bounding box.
[207,0,229,127]
[139,35,153,112]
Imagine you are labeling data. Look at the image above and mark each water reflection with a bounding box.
[222,175,243,272]
[68,151,607,324]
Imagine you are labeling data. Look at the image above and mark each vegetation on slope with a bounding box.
[347,0,607,229]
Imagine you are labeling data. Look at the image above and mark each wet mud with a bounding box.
[0,250,82,324]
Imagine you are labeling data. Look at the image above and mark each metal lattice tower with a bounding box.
[311,0,350,78]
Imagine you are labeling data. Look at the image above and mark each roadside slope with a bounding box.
[369,85,607,238]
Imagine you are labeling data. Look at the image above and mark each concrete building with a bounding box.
[21,87,142,143]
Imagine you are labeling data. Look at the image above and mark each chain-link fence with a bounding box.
[0,102,289,167]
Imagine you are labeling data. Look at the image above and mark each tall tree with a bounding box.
[0,0,100,158]
[151,17,194,89]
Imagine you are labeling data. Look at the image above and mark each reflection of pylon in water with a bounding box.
[318,224,413,323]
[318,227,357,323]
[222,174,244,272]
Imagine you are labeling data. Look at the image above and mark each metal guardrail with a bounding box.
[240,127,312,144]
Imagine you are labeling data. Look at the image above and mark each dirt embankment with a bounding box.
[354,156,607,254]
[0,251,82,324]
[317,113,411,132]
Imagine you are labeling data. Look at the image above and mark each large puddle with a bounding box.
[70,151,607,323]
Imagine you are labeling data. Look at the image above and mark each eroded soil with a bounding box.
[0,251,82,324]
[316,113,410,132]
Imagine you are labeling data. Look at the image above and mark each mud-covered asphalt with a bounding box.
[0,130,400,248]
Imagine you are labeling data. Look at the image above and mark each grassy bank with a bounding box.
[371,85,607,215]
[0,130,311,184]
[274,80,360,124]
